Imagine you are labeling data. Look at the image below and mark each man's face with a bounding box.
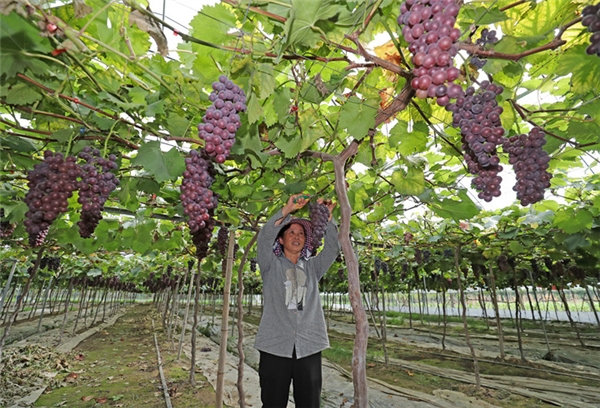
[279,223,306,255]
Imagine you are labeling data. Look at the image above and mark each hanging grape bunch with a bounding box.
[197,75,247,164]
[398,0,463,106]
[216,225,229,257]
[502,127,552,206]
[77,147,119,238]
[23,150,82,247]
[308,200,330,251]
[180,149,218,233]
[250,258,257,272]
[446,80,506,202]
[582,3,600,57]
[471,28,499,69]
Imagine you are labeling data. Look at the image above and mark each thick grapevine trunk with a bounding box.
[487,264,505,359]
[59,278,74,344]
[216,231,235,408]
[236,231,258,408]
[177,269,195,360]
[36,276,54,333]
[454,248,480,388]
[511,268,526,362]
[190,260,202,386]
[526,269,550,353]
[333,151,369,407]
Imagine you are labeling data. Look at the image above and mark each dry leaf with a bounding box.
[406,370,414,376]
[95,397,108,403]
[129,9,168,56]
[81,395,94,401]
[64,372,79,382]
[367,362,376,368]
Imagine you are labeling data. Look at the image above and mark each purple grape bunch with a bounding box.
[180,149,218,233]
[446,80,507,202]
[398,0,463,106]
[23,150,82,247]
[76,147,119,238]
[582,3,600,57]
[308,201,330,251]
[502,127,552,206]
[216,225,229,257]
[197,75,247,164]
[471,28,499,69]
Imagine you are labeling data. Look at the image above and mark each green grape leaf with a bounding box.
[553,208,594,233]
[391,167,425,196]
[339,97,376,140]
[131,142,185,183]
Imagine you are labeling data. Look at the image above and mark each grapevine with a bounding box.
[76,147,120,238]
[23,150,82,247]
[398,0,463,106]
[197,75,247,163]
[502,127,552,206]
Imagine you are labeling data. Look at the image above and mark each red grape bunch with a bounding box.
[398,0,463,106]
[76,147,119,238]
[446,80,506,202]
[180,149,218,233]
[308,201,330,251]
[502,127,552,206]
[23,150,82,247]
[197,75,247,164]
[582,3,600,57]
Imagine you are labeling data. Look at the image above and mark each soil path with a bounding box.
[3,303,600,407]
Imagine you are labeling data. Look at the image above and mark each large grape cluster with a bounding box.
[502,127,552,206]
[308,201,329,251]
[398,0,463,106]
[446,81,506,202]
[180,149,217,233]
[197,75,247,164]
[23,150,82,246]
[77,147,119,238]
[582,3,600,57]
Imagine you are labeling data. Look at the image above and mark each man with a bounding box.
[254,193,340,407]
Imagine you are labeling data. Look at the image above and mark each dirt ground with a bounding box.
[1,302,599,408]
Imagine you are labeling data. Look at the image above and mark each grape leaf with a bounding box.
[283,0,339,48]
[3,82,42,105]
[391,167,425,196]
[553,208,593,233]
[339,97,377,140]
[555,45,600,96]
[430,193,481,223]
[131,142,185,183]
